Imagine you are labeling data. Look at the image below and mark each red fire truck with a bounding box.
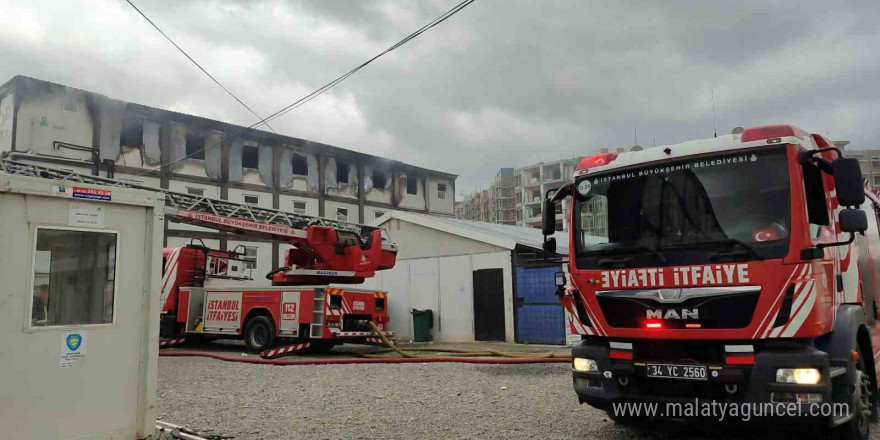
[153,191,399,356]
[543,125,878,438]
[0,159,397,357]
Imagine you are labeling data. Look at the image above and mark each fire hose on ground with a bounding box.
[155,420,233,440]
[158,322,572,365]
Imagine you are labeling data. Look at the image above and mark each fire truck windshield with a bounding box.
[574,146,791,269]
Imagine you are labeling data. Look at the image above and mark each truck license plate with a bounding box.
[646,363,707,381]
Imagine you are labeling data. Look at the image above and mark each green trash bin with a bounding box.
[411,309,434,342]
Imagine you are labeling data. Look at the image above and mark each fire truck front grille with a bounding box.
[597,290,760,329]
[632,340,724,364]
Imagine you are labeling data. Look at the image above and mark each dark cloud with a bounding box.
[1,0,879,195]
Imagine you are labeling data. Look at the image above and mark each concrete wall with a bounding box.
[279,194,319,217]
[166,181,221,232]
[364,164,393,204]
[427,175,454,214]
[325,156,358,200]
[364,205,389,222]
[0,92,13,153]
[114,172,160,189]
[228,187,272,209]
[15,88,93,159]
[380,218,504,259]
[395,171,426,211]
[324,200,360,223]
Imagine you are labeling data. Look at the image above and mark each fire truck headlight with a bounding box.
[573,357,598,372]
[776,368,821,385]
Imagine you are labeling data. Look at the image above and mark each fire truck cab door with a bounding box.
[278,290,301,337]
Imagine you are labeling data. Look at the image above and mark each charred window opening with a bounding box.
[372,169,388,189]
[406,173,418,195]
[185,134,205,160]
[292,153,308,176]
[437,183,447,199]
[337,161,350,184]
[120,118,143,148]
[242,145,259,170]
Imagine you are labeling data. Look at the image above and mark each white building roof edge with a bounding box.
[372,211,571,254]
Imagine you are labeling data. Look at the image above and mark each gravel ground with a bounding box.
[158,355,880,440]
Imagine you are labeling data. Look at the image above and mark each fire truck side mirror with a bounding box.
[839,208,868,234]
[833,157,866,207]
[542,198,556,236]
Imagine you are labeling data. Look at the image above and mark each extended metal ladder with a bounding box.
[0,158,373,237]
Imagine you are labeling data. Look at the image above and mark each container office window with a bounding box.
[31,228,118,327]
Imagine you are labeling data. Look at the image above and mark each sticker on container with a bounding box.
[52,185,71,197]
[61,332,87,368]
[69,203,105,228]
[72,186,111,201]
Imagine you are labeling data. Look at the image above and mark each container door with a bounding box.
[514,266,565,344]
[472,268,505,341]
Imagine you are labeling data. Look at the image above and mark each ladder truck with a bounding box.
[542,125,880,438]
[0,159,398,357]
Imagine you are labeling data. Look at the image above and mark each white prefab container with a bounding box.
[0,173,163,440]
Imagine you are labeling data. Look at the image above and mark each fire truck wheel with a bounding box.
[832,344,873,440]
[244,316,277,353]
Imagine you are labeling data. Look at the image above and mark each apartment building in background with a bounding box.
[459,146,651,232]
[459,155,607,231]
[839,144,880,189]
[0,75,456,284]
[515,157,582,231]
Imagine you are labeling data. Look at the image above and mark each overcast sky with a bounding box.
[2,0,879,195]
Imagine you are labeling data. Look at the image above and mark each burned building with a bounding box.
[0,75,457,285]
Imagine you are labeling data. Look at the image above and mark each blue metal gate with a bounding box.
[515,266,564,344]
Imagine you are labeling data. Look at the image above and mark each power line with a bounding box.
[134,0,476,177]
[123,0,275,133]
